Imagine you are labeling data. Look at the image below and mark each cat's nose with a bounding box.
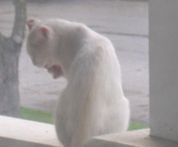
[45,65,50,69]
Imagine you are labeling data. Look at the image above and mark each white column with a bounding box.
[150,0,178,142]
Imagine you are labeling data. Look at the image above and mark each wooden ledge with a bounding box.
[84,129,178,147]
[0,115,62,147]
[1,116,178,147]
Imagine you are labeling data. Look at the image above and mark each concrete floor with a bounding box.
[0,0,149,125]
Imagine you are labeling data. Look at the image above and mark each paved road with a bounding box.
[0,0,149,125]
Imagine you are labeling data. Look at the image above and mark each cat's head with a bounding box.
[26,18,63,79]
[26,18,52,67]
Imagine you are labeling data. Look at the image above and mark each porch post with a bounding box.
[150,0,178,142]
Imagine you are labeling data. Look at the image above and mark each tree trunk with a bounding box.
[0,0,26,117]
[0,39,20,117]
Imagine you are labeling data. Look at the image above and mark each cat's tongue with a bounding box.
[45,65,63,79]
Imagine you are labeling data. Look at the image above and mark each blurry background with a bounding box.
[0,0,148,128]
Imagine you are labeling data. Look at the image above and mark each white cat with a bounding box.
[26,18,130,147]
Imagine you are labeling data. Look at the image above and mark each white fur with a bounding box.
[26,19,130,147]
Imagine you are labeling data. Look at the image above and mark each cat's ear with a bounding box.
[39,26,50,38]
[34,26,50,42]
[26,18,40,31]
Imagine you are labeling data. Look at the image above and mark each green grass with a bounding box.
[21,107,53,124]
[128,123,148,131]
[21,107,148,130]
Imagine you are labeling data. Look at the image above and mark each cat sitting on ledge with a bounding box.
[26,18,130,147]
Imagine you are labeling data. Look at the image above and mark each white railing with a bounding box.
[1,115,178,147]
[0,115,62,147]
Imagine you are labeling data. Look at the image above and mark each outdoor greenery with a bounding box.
[21,107,148,131]
[128,123,148,131]
[21,107,53,124]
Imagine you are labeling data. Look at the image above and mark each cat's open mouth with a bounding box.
[45,65,63,79]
